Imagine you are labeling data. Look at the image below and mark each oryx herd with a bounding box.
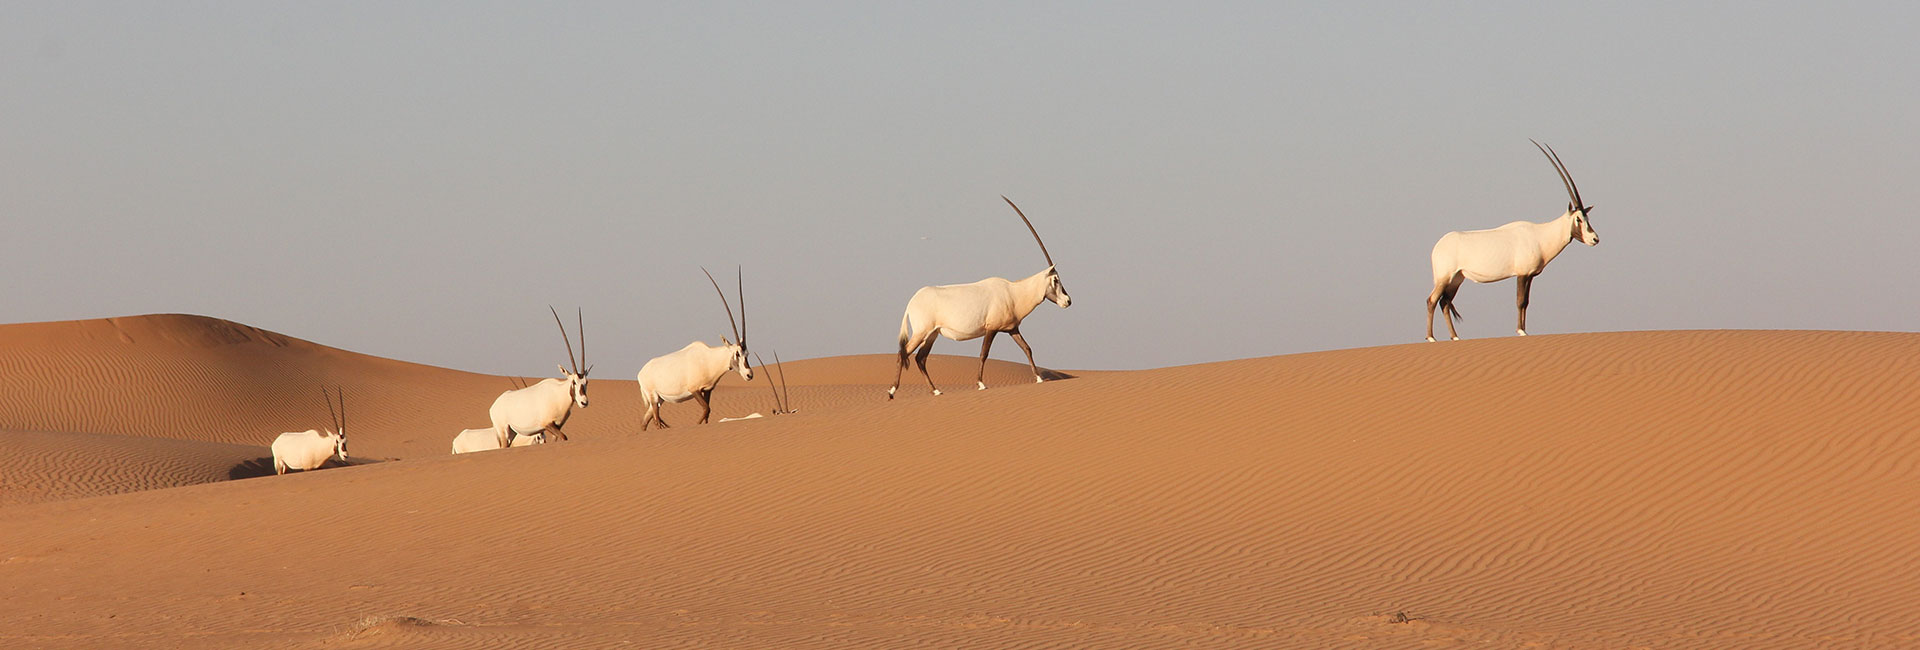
[272,140,1603,472]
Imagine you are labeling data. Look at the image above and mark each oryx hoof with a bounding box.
[1033,376,1044,384]
[1517,329,1528,336]
[1425,336,1436,342]
[977,381,987,391]
[932,389,942,396]
[886,386,896,400]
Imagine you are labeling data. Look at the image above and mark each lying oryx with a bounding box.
[1426,140,1600,341]
[488,307,591,446]
[451,427,546,454]
[889,196,1071,398]
[636,267,752,429]
[272,387,348,475]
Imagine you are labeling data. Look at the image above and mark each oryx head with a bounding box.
[703,266,753,382]
[1003,195,1071,308]
[1533,139,1598,247]
[550,306,592,408]
[322,386,349,461]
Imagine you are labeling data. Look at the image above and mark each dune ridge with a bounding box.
[2,324,1917,647]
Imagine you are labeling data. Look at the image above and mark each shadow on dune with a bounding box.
[1039,368,1075,382]
[228,456,384,480]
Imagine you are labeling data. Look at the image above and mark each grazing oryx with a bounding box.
[889,196,1071,399]
[452,428,546,454]
[272,387,348,475]
[636,268,753,429]
[488,307,591,446]
[1426,140,1600,342]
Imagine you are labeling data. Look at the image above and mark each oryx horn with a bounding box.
[701,266,743,345]
[1530,139,1585,210]
[550,305,581,376]
[1002,195,1054,268]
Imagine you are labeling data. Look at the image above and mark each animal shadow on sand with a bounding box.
[229,456,381,480]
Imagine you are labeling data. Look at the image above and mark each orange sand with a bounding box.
[2,315,1917,648]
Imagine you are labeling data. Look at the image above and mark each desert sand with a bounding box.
[2,314,1918,648]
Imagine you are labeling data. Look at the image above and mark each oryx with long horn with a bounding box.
[888,196,1071,399]
[1426,140,1600,342]
[487,307,591,446]
[271,387,348,475]
[636,267,753,429]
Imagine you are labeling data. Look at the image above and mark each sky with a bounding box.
[3,2,1917,375]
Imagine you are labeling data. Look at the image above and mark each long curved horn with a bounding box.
[1530,139,1583,209]
[702,267,742,344]
[550,305,579,375]
[736,266,746,346]
[772,348,791,412]
[321,387,338,433]
[336,387,345,435]
[1002,195,1054,268]
[753,351,781,411]
[576,307,589,376]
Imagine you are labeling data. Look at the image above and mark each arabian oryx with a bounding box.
[888,196,1071,399]
[1426,140,1600,342]
[487,307,591,446]
[271,387,348,475]
[636,268,753,429]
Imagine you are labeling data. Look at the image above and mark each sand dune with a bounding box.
[3,319,1919,648]
[0,314,1055,459]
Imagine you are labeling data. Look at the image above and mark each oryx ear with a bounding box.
[722,336,732,346]
[1584,205,1596,213]
[557,363,568,375]
[582,364,594,376]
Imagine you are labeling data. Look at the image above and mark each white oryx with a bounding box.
[451,427,546,454]
[487,307,591,446]
[271,387,348,475]
[889,196,1071,399]
[1426,140,1600,342]
[636,268,753,429]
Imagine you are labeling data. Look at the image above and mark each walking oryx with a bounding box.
[487,307,591,446]
[1426,140,1600,342]
[636,268,752,429]
[272,387,348,475]
[889,196,1071,399]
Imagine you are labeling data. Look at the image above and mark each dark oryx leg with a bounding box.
[1426,276,1448,342]
[1439,274,1466,341]
[914,334,940,395]
[1009,329,1043,383]
[694,389,713,424]
[891,326,934,399]
[975,332,996,390]
[544,424,567,442]
[1516,274,1534,336]
[648,398,670,430]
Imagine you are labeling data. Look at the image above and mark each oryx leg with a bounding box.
[643,399,669,430]
[975,332,996,390]
[1009,329,1043,383]
[913,334,941,396]
[1426,275,1448,342]
[543,424,568,442]
[890,326,935,399]
[1516,274,1534,336]
[1434,273,1466,341]
[694,389,713,424]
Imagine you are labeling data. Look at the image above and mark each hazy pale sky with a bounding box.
[4,2,1917,375]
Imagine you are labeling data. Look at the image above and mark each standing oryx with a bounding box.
[1426,140,1600,342]
[487,307,591,446]
[271,387,348,475]
[636,268,752,429]
[889,196,1071,399]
